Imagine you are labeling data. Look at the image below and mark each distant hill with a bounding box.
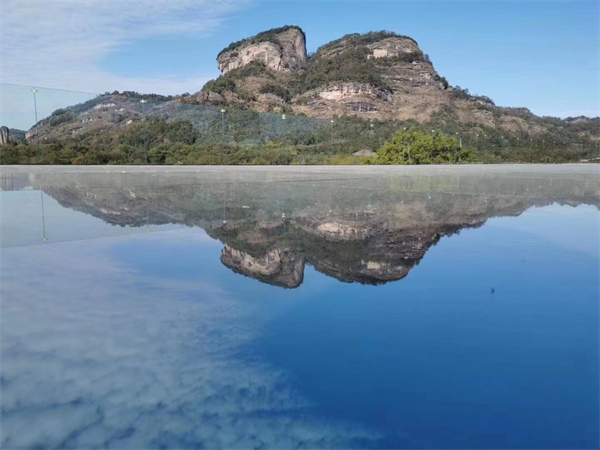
[8,128,26,143]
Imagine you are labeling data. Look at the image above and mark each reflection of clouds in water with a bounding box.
[1,230,380,449]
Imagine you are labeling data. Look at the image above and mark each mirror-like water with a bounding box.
[1,165,598,449]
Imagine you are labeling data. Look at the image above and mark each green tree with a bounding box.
[376,127,477,164]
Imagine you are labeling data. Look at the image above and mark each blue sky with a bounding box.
[1,0,598,129]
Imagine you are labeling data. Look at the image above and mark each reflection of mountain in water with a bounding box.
[213,215,471,288]
[8,168,599,288]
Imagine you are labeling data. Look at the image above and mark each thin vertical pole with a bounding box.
[40,189,48,242]
[32,88,41,160]
[221,109,226,165]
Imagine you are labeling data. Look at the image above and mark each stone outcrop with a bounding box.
[217,26,307,75]
[368,37,420,58]
[0,126,9,146]
[315,83,392,103]
[295,82,393,116]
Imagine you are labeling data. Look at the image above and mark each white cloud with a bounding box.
[0,0,248,94]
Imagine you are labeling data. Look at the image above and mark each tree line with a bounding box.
[2,113,597,165]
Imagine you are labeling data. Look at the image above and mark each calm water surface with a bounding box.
[1,166,598,449]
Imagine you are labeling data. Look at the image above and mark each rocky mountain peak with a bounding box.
[217,25,307,75]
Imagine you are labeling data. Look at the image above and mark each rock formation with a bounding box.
[195,28,482,124]
[217,26,307,75]
[0,126,9,146]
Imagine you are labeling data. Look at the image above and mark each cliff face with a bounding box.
[217,26,307,75]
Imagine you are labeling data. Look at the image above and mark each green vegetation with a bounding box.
[201,77,236,96]
[3,109,598,166]
[217,25,305,58]
[426,104,600,163]
[316,31,418,55]
[372,50,425,66]
[199,61,276,100]
[0,115,387,165]
[8,128,26,143]
[103,90,176,102]
[2,91,598,166]
[376,128,478,164]
[293,47,391,95]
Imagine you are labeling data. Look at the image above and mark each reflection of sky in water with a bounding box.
[1,168,599,449]
[1,229,381,449]
[259,207,599,448]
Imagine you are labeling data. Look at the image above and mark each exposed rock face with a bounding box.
[295,82,393,116]
[368,37,420,58]
[314,83,392,102]
[217,27,307,75]
[0,126,9,146]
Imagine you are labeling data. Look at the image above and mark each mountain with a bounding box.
[191,26,599,138]
[2,26,599,165]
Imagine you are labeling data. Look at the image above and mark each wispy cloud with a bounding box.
[0,0,249,94]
